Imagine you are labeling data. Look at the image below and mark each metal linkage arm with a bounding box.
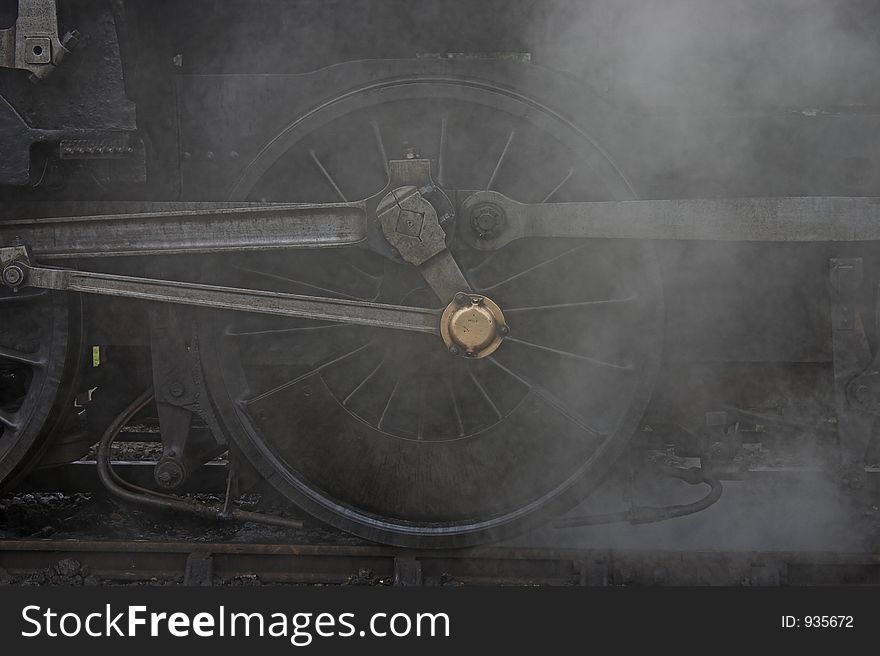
[0,201,369,259]
[459,192,880,249]
[1,247,440,335]
[8,192,880,262]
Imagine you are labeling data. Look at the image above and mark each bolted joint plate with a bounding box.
[377,186,448,266]
[0,0,71,79]
[0,244,30,267]
[846,372,880,414]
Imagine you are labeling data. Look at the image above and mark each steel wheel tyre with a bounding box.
[0,290,80,488]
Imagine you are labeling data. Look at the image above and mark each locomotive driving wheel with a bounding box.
[198,77,664,547]
[0,288,80,489]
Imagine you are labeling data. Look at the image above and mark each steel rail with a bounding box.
[0,539,878,585]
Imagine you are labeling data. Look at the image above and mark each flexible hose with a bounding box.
[96,389,304,530]
[554,466,723,529]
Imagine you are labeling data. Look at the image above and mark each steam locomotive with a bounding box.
[2,0,879,547]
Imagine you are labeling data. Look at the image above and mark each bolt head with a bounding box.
[497,324,510,336]
[168,381,185,398]
[154,461,185,489]
[852,384,876,408]
[471,202,505,238]
[62,30,81,50]
[2,265,24,287]
[448,345,460,356]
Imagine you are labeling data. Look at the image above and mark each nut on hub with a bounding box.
[471,201,505,239]
[440,293,508,358]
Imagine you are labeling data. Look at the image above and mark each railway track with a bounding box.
[3,1,880,558]
[1,538,879,586]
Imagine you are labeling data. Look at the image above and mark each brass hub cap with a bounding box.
[440,292,509,358]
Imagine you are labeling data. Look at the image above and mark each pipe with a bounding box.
[554,466,723,529]
[96,389,304,530]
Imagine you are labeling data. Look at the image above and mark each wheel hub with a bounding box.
[440,292,508,358]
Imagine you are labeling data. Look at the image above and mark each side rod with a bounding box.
[0,201,368,259]
[1,249,440,335]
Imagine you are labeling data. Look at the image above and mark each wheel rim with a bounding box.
[0,290,78,486]
[199,78,664,546]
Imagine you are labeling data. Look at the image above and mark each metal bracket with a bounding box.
[0,0,75,80]
[149,305,223,490]
[183,553,214,586]
[829,257,875,490]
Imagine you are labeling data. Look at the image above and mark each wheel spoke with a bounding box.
[0,345,45,368]
[540,168,574,203]
[227,322,348,337]
[0,409,18,431]
[438,114,448,186]
[465,250,506,279]
[244,341,374,405]
[480,243,588,292]
[416,378,426,440]
[343,260,384,283]
[234,266,367,301]
[469,370,503,420]
[342,356,386,407]
[309,149,348,202]
[487,356,605,438]
[445,380,465,437]
[504,295,638,314]
[486,129,515,191]
[377,377,401,431]
[371,120,389,178]
[504,336,632,371]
